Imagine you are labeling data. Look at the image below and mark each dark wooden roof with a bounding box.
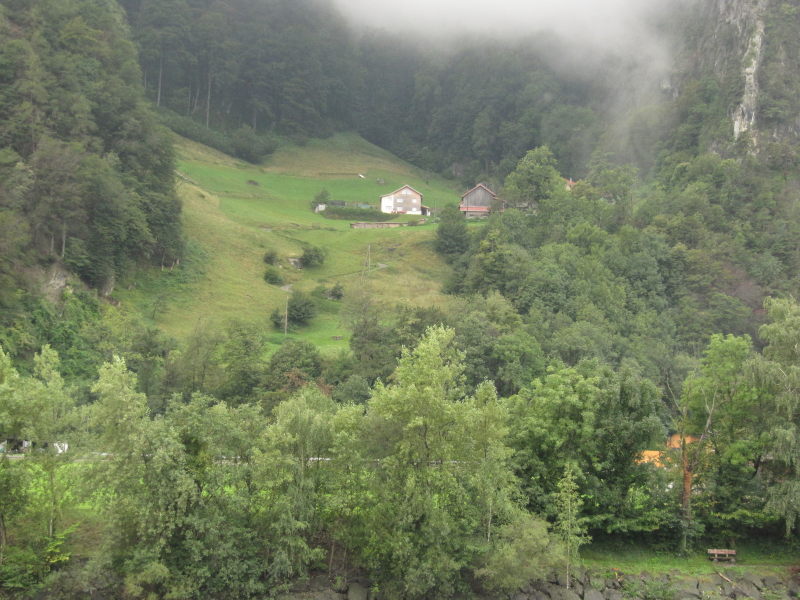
[461,183,496,200]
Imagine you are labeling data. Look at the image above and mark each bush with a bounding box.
[229,125,278,163]
[328,282,344,300]
[156,108,278,163]
[299,245,326,268]
[270,291,317,329]
[263,249,279,265]
[263,266,283,285]
[320,206,394,221]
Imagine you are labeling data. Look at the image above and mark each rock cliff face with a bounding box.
[683,0,800,148]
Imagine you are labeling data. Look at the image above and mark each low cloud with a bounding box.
[331,0,681,52]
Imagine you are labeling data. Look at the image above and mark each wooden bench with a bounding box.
[707,549,736,563]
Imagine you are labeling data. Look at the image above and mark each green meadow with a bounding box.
[116,133,459,352]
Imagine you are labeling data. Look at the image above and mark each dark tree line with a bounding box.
[0,0,182,289]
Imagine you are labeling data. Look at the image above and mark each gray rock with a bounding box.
[763,576,781,589]
[348,582,369,600]
[787,579,800,597]
[557,589,582,600]
[603,589,623,600]
[522,583,535,595]
[721,582,734,597]
[733,581,762,600]
[584,588,605,600]
[677,579,701,599]
[700,581,722,595]
[588,574,606,590]
[531,590,551,600]
[742,573,765,591]
[512,593,529,600]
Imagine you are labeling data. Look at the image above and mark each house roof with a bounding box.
[461,183,497,200]
[381,184,423,199]
[638,434,703,468]
[638,450,664,467]
[667,433,700,449]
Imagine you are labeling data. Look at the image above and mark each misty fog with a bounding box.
[331,0,687,51]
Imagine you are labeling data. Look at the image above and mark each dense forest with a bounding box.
[3,0,800,597]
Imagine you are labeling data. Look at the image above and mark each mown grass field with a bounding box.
[116,133,459,353]
[582,540,796,577]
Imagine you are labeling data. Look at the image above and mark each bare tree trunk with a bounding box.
[680,436,693,555]
[157,53,164,107]
[205,71,212,128]
[48,467,56,539]
[0,513,6,565]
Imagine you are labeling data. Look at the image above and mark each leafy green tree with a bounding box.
[679,334,771,543]
[271,291,317,330]
[335,327,536,598]
[435,204,469,261]
[553,465,590,588]
[264,339,322,393]
[508,362,664,533]
[475,511,562,593]
[19,347,75,540]
[750,298,800,535]
[502,146,565,210]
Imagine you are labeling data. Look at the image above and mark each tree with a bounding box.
[336,327,536,598]
[553,465,590,588]
[264,339,322,393]
[750,298,800,535]
[20,346,75,540]
[508,362,664,533]
[502,146,565,210]
[676,334,766,550]
[435,204,470,261]
[271,291,317,330]
[475,511,562,593]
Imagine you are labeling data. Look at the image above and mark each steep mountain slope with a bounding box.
[674,0,800,151]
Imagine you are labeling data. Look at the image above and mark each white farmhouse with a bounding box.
[380,185,429,216]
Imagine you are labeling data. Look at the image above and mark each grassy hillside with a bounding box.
[116,133,459,352]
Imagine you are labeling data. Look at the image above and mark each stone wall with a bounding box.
[281,569,799,600]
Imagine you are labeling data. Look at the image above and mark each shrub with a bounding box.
[229,125,278,164]
[320,206,394,221]
[299,245,326,268]
[328,282,344,300]
[263,249,279,265]
[263,267,283,285]
[270,291,317,329]
[156,108,278,163]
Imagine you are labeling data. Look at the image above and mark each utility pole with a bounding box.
[361,243,371,284]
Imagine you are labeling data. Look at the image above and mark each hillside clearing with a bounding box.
[116,133,459,352]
